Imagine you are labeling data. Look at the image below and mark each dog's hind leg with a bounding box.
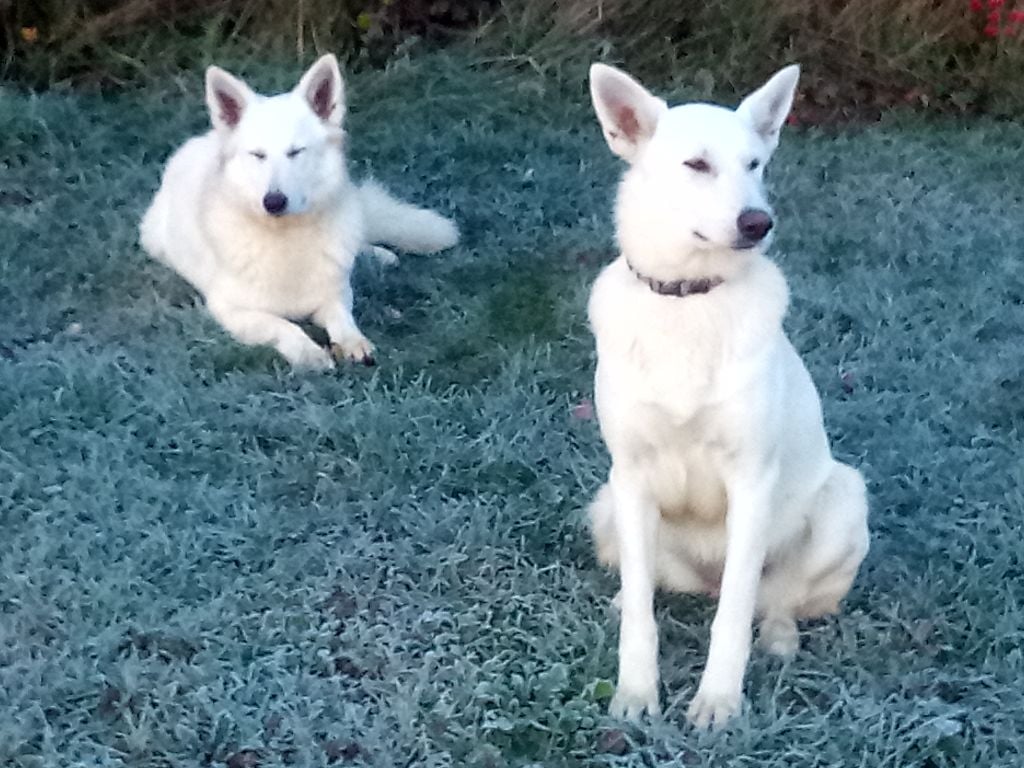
[207,298,334,370]
[139,197,168,262]
[139,195,215,292]
[367,245,399,266]
[589,483,625,610]
[755,570,802,657]
[756,462,869,655]
[795,462,869,619]
[589,482,618,568]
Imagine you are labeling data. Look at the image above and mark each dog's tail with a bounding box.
[358,180,459,255]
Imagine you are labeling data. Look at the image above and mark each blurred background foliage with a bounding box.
[2,0,1024,118]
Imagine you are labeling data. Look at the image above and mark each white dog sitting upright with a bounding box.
[140,54,458,369]
[586,63,869,728]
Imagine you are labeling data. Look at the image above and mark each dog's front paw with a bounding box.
[609,676,660,720]
[686,685,742,730]
[282,338,335,370]
[330,336,376,367]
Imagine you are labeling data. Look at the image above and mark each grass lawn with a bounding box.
[2,52,1023,767]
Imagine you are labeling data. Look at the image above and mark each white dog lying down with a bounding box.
[585,63,870,728]
[140,54,458,369]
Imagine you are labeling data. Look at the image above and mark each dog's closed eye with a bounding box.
[286,147,305,159]
[684,158,712,174]
[249,150,267,161]
[748,159,761,171]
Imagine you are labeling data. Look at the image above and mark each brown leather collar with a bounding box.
[627,261,724,297]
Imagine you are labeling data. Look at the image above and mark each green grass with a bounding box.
[2,52,1024,766]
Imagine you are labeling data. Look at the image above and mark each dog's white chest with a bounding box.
[208,217,343,317]
[593,291,733,422]
[589,258,787,420]
[589,257,790,528]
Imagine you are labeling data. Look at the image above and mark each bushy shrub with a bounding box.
[3,0,1023,117]
[0,0,494,86]
[486,0,1024,118]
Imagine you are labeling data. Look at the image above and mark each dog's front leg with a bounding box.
[687,466,775,729]
[608,463,661,719]
[314,282,375,366]
[207,298,334,370]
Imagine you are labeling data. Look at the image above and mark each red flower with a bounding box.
[969,0,984,9]
[983,22,1000,35]
[1009,9,1024,22]
[987,8,1002,20]
[988,0,1005,7]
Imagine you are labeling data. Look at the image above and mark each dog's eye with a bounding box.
[249,150,267,161]
[684,158,711,174]
[286,147,305,159]
[748,159,761,171]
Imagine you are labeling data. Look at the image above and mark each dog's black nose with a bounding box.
[737,208,773,242]
[263,191,288,215]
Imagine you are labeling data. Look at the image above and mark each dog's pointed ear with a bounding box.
[206,66,254,132]
[589,63,667,162]
[296,54,346,125]
[736,64,800,151]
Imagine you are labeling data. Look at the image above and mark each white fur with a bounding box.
[586,63,869,728]
[140,54,459,369]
